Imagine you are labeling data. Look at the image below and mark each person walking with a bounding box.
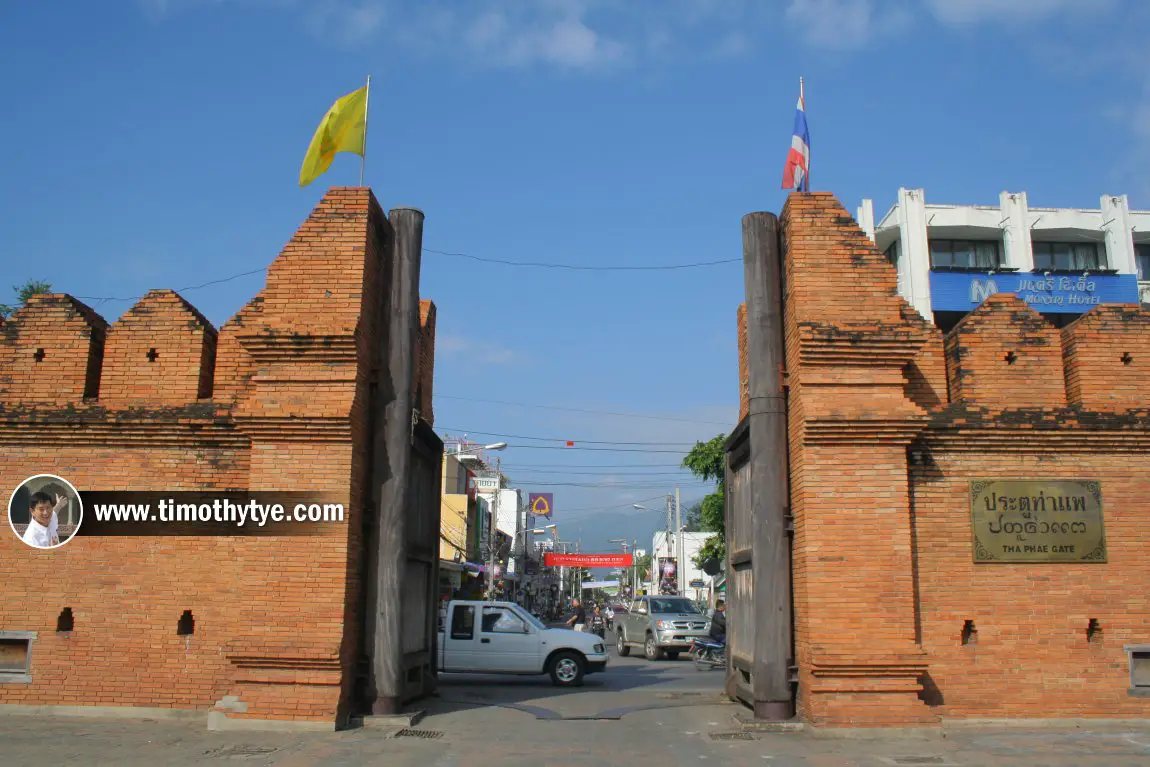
[566,599,586,632]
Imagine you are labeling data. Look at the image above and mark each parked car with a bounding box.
[438,600,609,686]
[614,595,711,661]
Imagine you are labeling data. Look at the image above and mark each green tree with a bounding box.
[684,501,704,532]
[0,280,52,318]
[682,433,727,566]
[631,552,652,593]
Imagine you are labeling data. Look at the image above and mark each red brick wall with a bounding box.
[780,193,934,727]
[0,188,436,726]
[912,451,1150,718]
[0,295,107,403]
[416,299,436,426]
[944,293,1066,409]
[100,289,217,404]
[1062,305,1150,411]
[770,191,1150,727]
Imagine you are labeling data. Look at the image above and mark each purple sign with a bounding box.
[529,493,553,519]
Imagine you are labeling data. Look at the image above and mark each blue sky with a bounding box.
[3,0,1149,547]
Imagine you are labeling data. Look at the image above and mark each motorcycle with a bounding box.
[689,637,726,671]
[589,615,607,639]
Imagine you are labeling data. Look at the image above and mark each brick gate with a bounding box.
[0,188,443,729]
[731,192,1150,727]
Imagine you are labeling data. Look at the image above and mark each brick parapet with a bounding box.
[0,294,108,403]
[1061,304,1150,411]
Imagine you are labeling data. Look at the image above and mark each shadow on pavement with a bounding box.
[424,655,726,720]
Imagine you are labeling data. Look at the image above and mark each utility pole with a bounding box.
[675,487,683,595]
[667,494,671,597]
[632,539,638,596]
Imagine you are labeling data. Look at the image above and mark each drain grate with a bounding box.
[708,731,755,741]
[395,728,444,739]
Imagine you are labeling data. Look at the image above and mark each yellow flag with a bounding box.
[299,84,368,188]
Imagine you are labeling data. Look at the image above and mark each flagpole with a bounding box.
[800,76,809,192]
[360,75,371,186]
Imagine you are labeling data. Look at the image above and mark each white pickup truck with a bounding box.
[437,600,609,686]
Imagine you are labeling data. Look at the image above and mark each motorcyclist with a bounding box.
[708,600,727,645]
[589,605,607,638]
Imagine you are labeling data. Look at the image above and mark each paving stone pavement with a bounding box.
[3,702,1150,766]
[3,645,1148,765]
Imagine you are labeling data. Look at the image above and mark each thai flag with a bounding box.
[781,91,810,192]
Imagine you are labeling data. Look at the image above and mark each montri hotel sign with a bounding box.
[969,479,1107,563]
[930,272,1139,314]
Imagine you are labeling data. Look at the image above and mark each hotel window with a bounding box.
[1032,241,1105,271]
[929,239,1002,269]
[1136,244,1150,280]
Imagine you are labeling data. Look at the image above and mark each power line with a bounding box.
[544,494,670,515]
[437,394,732,427]
[506,468,695,476]
[501,444,691,454]
[75,267,268,304]
[502,462,687,469]
[515,480,710,488]
[424,248,741,271]
[69,246,740,304]
[439,426,700,447]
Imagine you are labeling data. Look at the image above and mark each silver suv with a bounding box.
[614,595,710,661]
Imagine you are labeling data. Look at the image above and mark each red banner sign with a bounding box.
[543,553,633,568]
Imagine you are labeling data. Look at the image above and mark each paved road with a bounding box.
[433,624,725,720]
[3,627,1150,765]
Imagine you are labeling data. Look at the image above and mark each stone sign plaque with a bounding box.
[970,479,1106,563]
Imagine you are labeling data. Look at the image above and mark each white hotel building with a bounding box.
[857,190,1150,332]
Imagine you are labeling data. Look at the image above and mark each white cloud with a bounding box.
[139,0,1129,65]
[712,31,749,58]
[305,0,387,46]
[785,0,876,49]
[924,0,1116,25]
[462,9,627,70]
[437,334,524,366]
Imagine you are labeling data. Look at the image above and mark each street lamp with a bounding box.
[516,524,556,549]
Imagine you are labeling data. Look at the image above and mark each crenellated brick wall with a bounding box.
[738,192,1150,727]
[0,187,437,728]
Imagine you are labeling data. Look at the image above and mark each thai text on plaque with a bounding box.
[969,479,1106,563]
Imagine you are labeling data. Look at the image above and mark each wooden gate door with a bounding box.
[723,211,795,721]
